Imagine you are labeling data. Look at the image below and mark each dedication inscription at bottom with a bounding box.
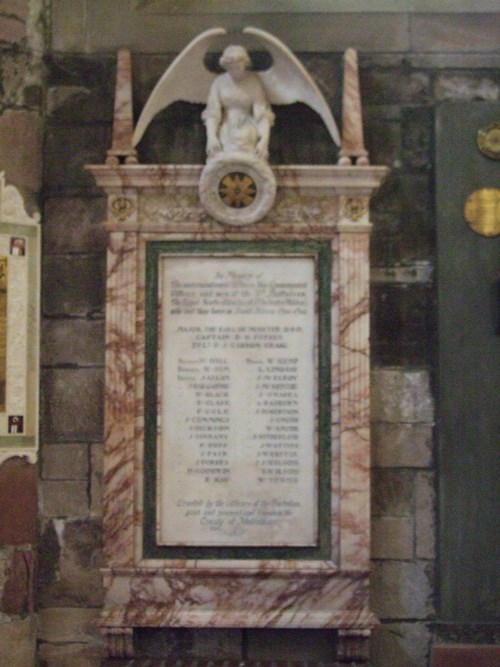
[159,255,318,547]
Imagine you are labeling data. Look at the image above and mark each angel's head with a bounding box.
[219,45,251,80]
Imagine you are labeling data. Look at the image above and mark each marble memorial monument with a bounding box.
[87,30,387,664]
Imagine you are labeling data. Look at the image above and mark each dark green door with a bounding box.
[436,102,500,623]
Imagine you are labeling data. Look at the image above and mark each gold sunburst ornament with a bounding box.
[219,172,257,208]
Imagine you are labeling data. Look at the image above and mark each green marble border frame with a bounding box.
[143,239,332,561]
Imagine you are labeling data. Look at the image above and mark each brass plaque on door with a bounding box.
[464,188,500,237]
[477,122,500,160]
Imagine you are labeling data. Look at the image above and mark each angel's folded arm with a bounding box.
[253,102,275,127]
[201,88,223,124]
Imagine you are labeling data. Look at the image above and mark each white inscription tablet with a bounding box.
[158,255,318,547]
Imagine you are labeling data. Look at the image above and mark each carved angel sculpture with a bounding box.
[203,44,275,160]
[132,27,340,162]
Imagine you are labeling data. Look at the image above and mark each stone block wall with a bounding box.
[38,190,106,664]
[370,369,435,667]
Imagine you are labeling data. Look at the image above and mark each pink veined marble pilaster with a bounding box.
[103,230,138,566]
[338,226,371,571]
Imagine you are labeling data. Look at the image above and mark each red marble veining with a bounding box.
[338,231,371,570]
[103,232,138,566]
[102,569,375,630]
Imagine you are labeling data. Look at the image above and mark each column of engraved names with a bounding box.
[176,356,231,484]
[251,353,300,485]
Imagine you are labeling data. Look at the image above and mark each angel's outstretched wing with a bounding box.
[244,26,340,147]
[132,27,226,147]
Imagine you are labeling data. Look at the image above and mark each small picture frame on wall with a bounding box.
[10,237,26,256]
[8,415,24,434]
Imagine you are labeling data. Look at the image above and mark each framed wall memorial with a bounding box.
[0,172,40,466]
[144,240,331,559]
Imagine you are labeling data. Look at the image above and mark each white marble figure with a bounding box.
[202,45,275,161]
[132,27,341,160]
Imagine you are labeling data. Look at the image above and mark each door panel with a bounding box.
[436,102,500,622]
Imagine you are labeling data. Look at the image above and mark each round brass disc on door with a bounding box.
[477,122,500,160]
[464,188,500,237]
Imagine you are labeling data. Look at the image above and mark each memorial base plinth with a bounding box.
[336,628,371,664]
[101,629,372,663]
[102,626,134,659]
[99,568,376,659]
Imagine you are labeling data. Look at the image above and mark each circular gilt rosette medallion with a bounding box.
[199,152,277,226]
[218,172,257,208]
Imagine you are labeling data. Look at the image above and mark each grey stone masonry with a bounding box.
[50,4,500,54]
[371,369,436,562]
[40,367,104,443]
[371,369,434,424]
[43,197,107,254]
[372,423,432,468]
[38,518,103,608]
[371,368,435,666]
[371,560,435,620]
[371,622,432,667]
[41,319,105,367]
[42,443,89,480]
